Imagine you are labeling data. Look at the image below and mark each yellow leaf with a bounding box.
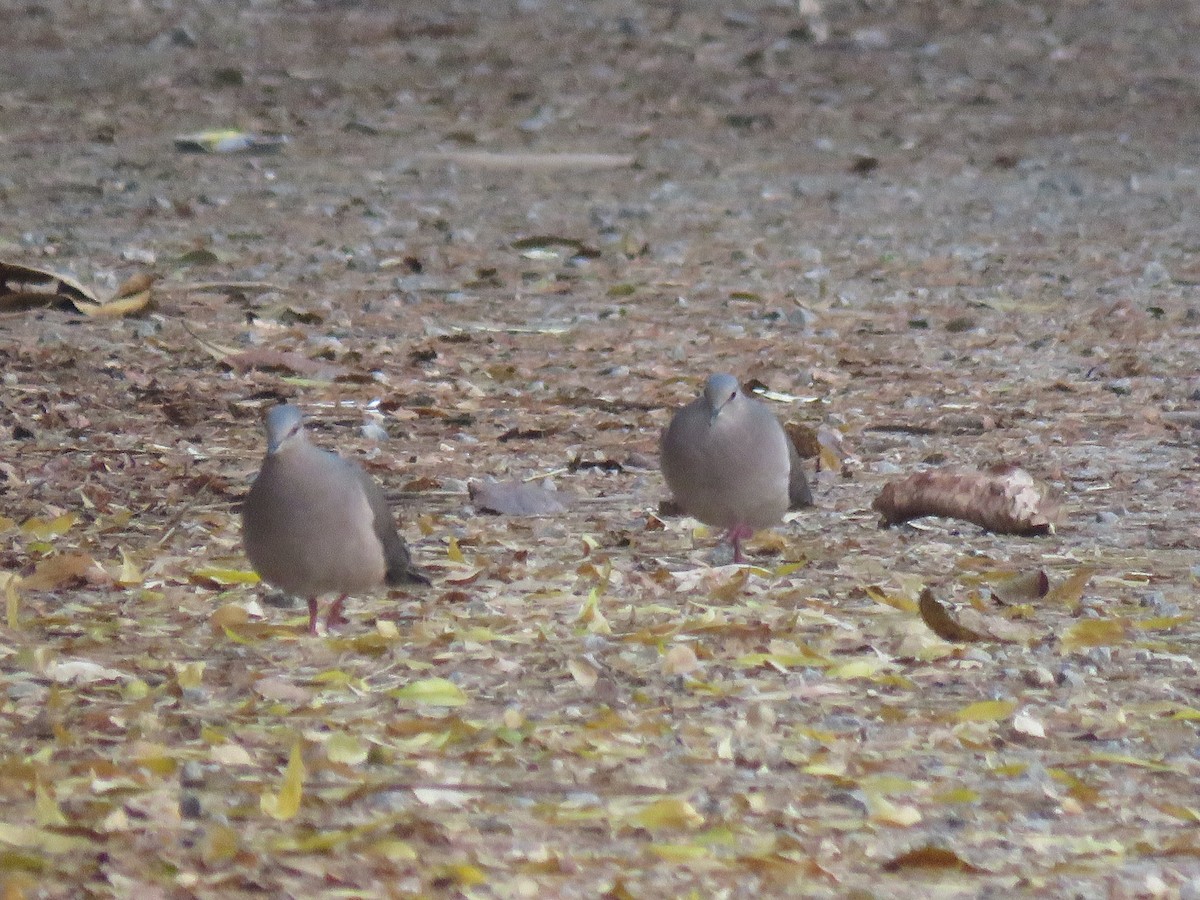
[630,798,705,831]
[376,619,400,639]
[1134,615,1191,631]
[393,677,468,707]
[117,547,142,586]
[325,732,368,766]
[201,824,240,865]
[577,587,612,635]
[447,536,464,563]
[1060,618,1130,652]
[860,774,917,794]
[174,661,205,690]
[1171,707,1200,721]
[827,659,882,680]
[35,781,67,828]
[1074,751,1181,773]
[71,288,153,318]
[4,573,20,630]
[191,566,260,586]
[435,863,487,887]
[1158,804,1200,822]
[0,823,87,854]
[568,657,599,689]
[933,788,980,804]
[370,839,418,861]
[865,794,922,826]
[990,762,1028,777]
[865,584,919,612]
[649,842,710,862]
[735,649,827,670]
[210,604,250,631]
[21,512,78,540]
[955,699,1016,723]
[772,561,808,577]
[271,828,361,853]
[260,741,305,821]
[1045,567,1094,610]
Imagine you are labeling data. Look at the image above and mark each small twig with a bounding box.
[155,476,215,547]
[175,280,292,294]
[356,778,678,798]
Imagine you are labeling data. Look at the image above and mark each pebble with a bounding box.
[1141,260,1171,286]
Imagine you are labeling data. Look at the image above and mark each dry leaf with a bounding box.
[873,465,1061,535]
[568,657,600,689]
[0,260,153,316]
[662,644,701,676]
[23,553,114,591]
[882,845,987,873]
[221,348,346,379]
[918,589,987,642]
[44,659,126,684]
[253,677,313,705]
[469,478,569,516]
[260,742,305,821]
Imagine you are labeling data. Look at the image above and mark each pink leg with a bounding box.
[727,524,753,564]
[306,598,320,635]
[325,594,349,629]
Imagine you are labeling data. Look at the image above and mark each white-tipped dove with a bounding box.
[242,404,428,634]
[660,374,812,562]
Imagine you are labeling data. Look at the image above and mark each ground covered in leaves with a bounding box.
[3,1,1200,897]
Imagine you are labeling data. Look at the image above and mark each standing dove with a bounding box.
[242,404,428,634]
[660,374,812,562]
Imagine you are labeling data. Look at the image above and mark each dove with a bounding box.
[242,404,428,634]
[660,374,812,562]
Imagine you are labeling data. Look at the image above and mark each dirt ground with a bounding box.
[4,0,1200,897]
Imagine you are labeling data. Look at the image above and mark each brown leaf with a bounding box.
[882,845,987,873]
[0,260,96,309]
[988,569,1051,604]
[918,589,988,642]
[784,422,820,459]
[253,677,313,705]
[0,261,154,317]
[468,479,569,516]
[222,348,346,379]
[23,553,114,591]
[873,465,1061,535]
[1045,567,1095,611]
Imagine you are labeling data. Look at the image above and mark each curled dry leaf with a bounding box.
[23,553,115,591]
[918,589,1035,644]
[873,465,1061,535]
[662,643,701,676]
[918,588,988,642]
[44,659,127,684]
[1012,709,1047,739]
[469,478,569,516]
[784,422,821,459]
[253,676,313,705]
[882,845,987,874]
[986,569,1050,604]
[221,348,347,380]
[0,260,154,317]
